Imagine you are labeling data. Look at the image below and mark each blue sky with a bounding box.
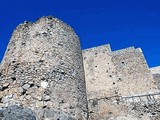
[0,0,160,67]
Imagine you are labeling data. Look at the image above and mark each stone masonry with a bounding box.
[0,16,160,120]
[151,66,160,90]
[83,45,160,120]
[0,16,88,120]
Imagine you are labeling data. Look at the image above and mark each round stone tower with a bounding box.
[0,16,88,119]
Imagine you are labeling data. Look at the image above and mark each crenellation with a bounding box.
[83,44,159,119]
[0,16,160,120]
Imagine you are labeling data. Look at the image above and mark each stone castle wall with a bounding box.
[0,16,160,120]
[82,44,160,119]
[83,45,158,99]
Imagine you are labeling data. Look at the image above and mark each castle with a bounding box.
[0,16,160,120]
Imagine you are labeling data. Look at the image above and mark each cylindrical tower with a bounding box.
[0,16,88,119]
